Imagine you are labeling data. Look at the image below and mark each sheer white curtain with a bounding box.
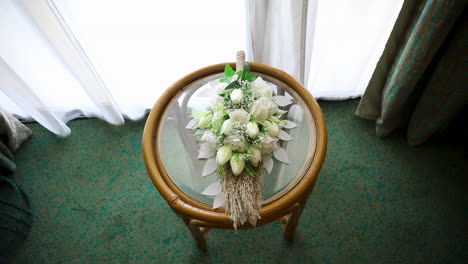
[246,0,404,100]
[1,0,404,136]
[0,0,246,136]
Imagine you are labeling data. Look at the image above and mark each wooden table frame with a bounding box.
[143,62,327,251]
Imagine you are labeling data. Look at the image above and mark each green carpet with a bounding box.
[4,99,467,263]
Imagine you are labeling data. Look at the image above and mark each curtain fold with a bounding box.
[247,0,404,100]
[356,0,467,146]
[0,0,246,136]
[0,0,123,136]
[19,0,125,126]
[246,0,309,83]
[0,57,71,136]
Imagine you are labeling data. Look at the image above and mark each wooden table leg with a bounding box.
[174,211,210,251]
[280,201,306,241]
[189,220,211,251]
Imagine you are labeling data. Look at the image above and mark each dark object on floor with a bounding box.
[0,176,33,253]
[0,256,11,264]
[0,140,15,174]
[0,107,32,174]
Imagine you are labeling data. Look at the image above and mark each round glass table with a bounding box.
[143,62,327,250]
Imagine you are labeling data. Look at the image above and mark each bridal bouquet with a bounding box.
[186,59,296,228]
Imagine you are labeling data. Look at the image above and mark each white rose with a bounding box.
[201,131,217,147]
[249,98,277,122]
[224,135,246,152]
[249,149,261,167]
[230,89,243,104]
[215,82,228,94]
[260,135,278,154]
[230,154,245,176]
[245,122,259,138]
[220,119,234,135]
[251,77,273,98]
[216,146,232,166]
[265,121,280,137]
[229,109,250,124]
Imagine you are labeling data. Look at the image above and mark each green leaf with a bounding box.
[274,110,288,117]
[267,116,287,125]
[224,64,235,78]
[189,110,212,118]
[212,118,225,135]
[245,161,258,177]
[241,63,257,82]
[217,163,229,178]
[225,80,240,90]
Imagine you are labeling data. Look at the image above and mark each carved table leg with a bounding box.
[280,200,306,241]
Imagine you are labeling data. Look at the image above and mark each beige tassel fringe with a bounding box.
[221,164,263,229]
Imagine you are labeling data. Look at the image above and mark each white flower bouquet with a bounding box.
[186,53,296,228]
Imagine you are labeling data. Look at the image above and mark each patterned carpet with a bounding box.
[4,99,467,263]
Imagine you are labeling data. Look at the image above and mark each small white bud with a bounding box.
[266,121,280,137]
[230,154,245,176]
[230,89,243,104]
[220,119,234,135]
[249,149,262,167]
[245,122,259,138]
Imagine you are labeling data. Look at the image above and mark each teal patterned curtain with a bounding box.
[356,0,467,146]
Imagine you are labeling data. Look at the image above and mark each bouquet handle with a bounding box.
[236,51,245,72]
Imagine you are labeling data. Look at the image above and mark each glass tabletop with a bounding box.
[157,72,317,205]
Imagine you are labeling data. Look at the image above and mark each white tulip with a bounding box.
[220,119,234,135]
[249,149,262,167]
[197,113,213,128]
[230,89,244,104]
[245,122,259,138]
[230,154,245,176]
[216,146,232,166]
[266,121,280,137]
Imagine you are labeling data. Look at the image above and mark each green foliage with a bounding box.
[225,80,241,90]
[217,163,229,178]
[220,63,256,83]
[267,116,287,125]
[189,110,212,118]
[273,110,288,117]
[240,63,257,82]
[220,64,236,83]
[245,161,258,177]
[211,116,226,135]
